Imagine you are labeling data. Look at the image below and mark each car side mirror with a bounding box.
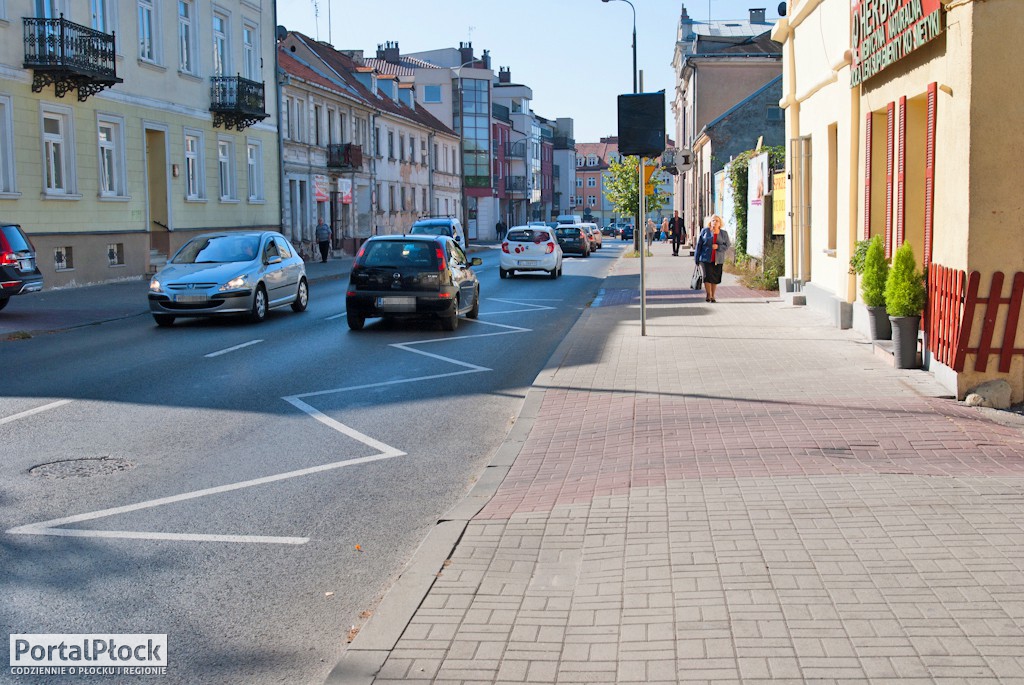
[471,257,482,267]
[266,255,283,265]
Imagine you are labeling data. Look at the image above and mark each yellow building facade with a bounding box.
[774,0,1024,401]
[0,0,280,287]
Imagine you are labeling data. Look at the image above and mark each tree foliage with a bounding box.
[884,242,927,317]
[726,145,785,258]
[603,155,669,220]
[860,235,888,307]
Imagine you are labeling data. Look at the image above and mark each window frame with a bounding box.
[246,138,264,202]
[96,113,128,199]
[217,135,237,202]
[242,20,259,81]
[137,0,159,64]
[40,103,77,198]
[423,85,442,103]
[177,0,197,75]
[0,95,16,196]
[184,128,206,201]
[211,7,230,77]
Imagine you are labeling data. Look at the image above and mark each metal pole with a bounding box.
[639,156,647,336]
[631,21,637,94]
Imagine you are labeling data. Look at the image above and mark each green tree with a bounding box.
[860,235,888,307]
[603,155,669,223]
[726,145,785,258]
[884,242,927,317]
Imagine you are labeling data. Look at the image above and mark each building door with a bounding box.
[145,128,169,257]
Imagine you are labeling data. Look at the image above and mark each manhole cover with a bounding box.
[29,457,134,479]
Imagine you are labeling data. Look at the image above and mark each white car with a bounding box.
[500,225,563,279]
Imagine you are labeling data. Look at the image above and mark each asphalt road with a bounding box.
[1,242,625,684]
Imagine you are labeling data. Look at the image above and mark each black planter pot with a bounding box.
[866,305,891,340]
[889,315,921,368]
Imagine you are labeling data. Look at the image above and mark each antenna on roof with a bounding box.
[310,0,320,40]
[468,25,475,43]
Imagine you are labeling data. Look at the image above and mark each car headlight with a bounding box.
[149,278,162,293]
[220,275,248,291]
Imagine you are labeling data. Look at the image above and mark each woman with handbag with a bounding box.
[694,215,731,303]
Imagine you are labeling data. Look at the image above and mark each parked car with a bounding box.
[601,225,619,237]
[500,226,563,279]
[409,216,466,248]
[554,226,591,257]
[0,222,43,311]
[620,224,635,241]
[583,223,603,250]
[148,231,308,326]
[346,235,481,331]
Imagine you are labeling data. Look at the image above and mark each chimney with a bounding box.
[376,43,385,60]
[749,8,766,23]
[383,41,400,64]
[482,49,491,69]
[498,66,511,84]
[459,41,474,66]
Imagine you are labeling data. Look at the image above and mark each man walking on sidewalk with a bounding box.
[314,217,331,263]
[668,210,684,255]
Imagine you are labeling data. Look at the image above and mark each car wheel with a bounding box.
[346,309,365,331]
[291,277,309,312]
[499,268,509,279]
[0,296,9,311]
[584,248,590,258]
[468,288,480,319]
[549,267,558,280]
[249,284,268,323]
[153,314,175,327]
[557,265,563,278]
[441,300,459,331]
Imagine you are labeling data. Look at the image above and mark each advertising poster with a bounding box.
[714,170,725,218]
[313,174,330,202]
[772,172,786,236]
[746,152,769,259]
[337,178,353,205]
[720,163,735,239]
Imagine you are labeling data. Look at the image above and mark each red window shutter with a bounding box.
[897,97,907,250]
[864,112,872,239]
[924,83,937,266]
[885,102,895,259]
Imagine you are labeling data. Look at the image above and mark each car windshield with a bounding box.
[410,224,452,237]
[507,229,550,243]
[359,240,437,268]
[172,235,261,264]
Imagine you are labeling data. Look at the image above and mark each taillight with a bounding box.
[501,242,510,254]
[0,252,16,266]
[436,247,446,271]
[546,242,555,254]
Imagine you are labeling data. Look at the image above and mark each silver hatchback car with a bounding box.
[148,231,308,326]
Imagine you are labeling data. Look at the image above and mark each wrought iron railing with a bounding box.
[505,141,527,159]
[506,176,529,192]
[327,143,363,169]
[23,15,119,100]
[210,75,268,130]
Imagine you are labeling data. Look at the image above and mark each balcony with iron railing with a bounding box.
[327,143,364,169]
[210,75,269,131]
[504,141,527,159]
[23,15,121,101]
[505,176,529,195]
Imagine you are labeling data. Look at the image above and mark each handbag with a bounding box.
[690,265,703,291]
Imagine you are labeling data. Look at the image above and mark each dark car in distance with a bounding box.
[554,226,590,257]
[620,224,635,241]
[346,235,481,331]
[0,222,43,311]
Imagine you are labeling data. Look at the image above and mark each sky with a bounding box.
[275,0,783,143]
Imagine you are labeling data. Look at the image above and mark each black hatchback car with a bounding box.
[0,222,43,311]
[346,235,481,331]
[555,226,590,257]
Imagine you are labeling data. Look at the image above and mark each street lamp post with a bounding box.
[601,0,637,94]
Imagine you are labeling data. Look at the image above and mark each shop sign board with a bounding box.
[337,178,352,205]
[772,172,786,236]
[851,0,943,87]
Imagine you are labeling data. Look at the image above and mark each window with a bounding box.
[374,127,381,157]
[767,105,784,122]
[0,95,14,194]
[576,156,584,167]
[421,139,427,165]
[587,154,598,167]
[242,22,258,80]
[218,137,235,201]
[138,0,157,62]
[399,133,405,162]
[97,116,126,197]
[327,109,336,145]
[374,182,381,212]
[575,178,582,188]
[247,140,263,201]
[387,131,394,159]
[107,242,125,266]
[184,130,204,200]
[177,0,194,72]
[42,108,75,195]
[433,143,439,169]
[588,196,597,206]
[314,104,322,146]
[587,177,596,187]
[422,188,427,212]
[423,85,441,103]
[54,246,73,271]
[91,0,113,33]
[400,186,406,211]
[286,96,305,142]
[410,136,416,164]
[388,185,395,213]
[212,10,229,76]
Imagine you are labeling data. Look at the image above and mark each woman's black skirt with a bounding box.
[701,261,723,285]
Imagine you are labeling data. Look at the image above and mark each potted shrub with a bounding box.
[884,242,927,368]
[860,236,891,340]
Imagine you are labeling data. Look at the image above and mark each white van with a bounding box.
[410,217,466,247]
[555,214,583,226]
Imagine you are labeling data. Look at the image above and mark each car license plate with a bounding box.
[377,296,416,311]
[19,259,33,271]
[519,260,539,267]
[175,294,208,303]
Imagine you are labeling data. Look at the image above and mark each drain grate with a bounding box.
[29,457,135,479]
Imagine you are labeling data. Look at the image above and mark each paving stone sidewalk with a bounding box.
[367,241,1024,684]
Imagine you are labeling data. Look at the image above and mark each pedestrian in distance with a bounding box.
[695,214,731,303]
[646,218,657,250]
[668,210,685,256]
[660,217,669,242]
[315,218,331,263]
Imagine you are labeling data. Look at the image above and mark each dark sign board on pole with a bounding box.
[617,91,665,158]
